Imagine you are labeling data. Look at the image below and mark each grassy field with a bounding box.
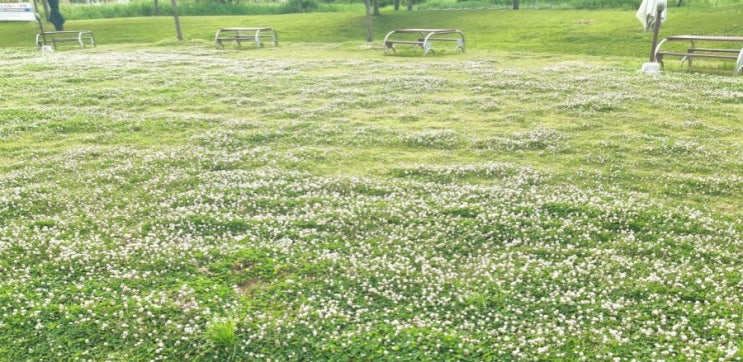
[1,8,743,361]
[1,5,742,57]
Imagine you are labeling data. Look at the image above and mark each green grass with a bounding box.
[1,8,743,362]
[2,5,742,57]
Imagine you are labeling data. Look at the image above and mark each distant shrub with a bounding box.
[281,0,319,12]
[61,1,158,18]
[60,0,310,19]
[58,0,743,19]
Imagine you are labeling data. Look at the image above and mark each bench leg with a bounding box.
[422,41,432,56]
[681,50,693,67]
[455,39,465,53]
[384,42,396,55]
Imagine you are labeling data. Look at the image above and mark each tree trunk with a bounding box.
[364,0,373,42]
[407,0,412,11]
[394,0,400,11]
[373,0,380,15]
[513,0,520,9]
[171,0,183,41]
[154,0,160,16]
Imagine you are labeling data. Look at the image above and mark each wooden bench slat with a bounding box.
[425,38,462,41]
[385,40,423,45]
[686,48,740,53]
[657,52,738,60]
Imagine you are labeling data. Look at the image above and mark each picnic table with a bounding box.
[654,35,743,74]
[215,27,278,48]
[383,28,465,56]
[35,30,95,49]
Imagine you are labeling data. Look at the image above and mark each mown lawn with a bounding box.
[1,8,742,361]
[1,4,742,57]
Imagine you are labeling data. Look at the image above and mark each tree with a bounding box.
[364,0,373,42]
[513,0,520,9]
[171,0,183,41]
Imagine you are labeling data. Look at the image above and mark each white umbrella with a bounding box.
[636,0,667,32]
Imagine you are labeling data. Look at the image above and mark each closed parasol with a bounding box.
[636,0,667,32]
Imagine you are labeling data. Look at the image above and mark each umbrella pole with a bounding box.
[649,2,665,62]
[33,0,48,46]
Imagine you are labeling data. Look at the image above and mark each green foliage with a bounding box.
[282,0,320,12]
[58,0,348,19]
[60,0,282,18]
[206,320,238,347]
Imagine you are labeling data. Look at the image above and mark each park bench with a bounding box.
[215,27,278,48]
[654,35,743,74]
[35,30,95,49]
[383,29,465,56]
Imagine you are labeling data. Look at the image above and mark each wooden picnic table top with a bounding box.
[654,34,743,75]
[663,35,743,42]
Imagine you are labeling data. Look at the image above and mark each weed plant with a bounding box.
[1,39,741,360]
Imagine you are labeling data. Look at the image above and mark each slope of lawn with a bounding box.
[1,7,742,361]
[1,4,742,57]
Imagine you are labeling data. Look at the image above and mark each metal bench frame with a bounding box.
[215,27,278,48]
[383,29,465,56]
[36,30,95,49]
